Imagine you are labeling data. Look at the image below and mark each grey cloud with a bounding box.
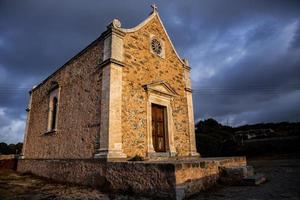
[192,16,300,125]
[290,21,300,49]
[0,0,300,142]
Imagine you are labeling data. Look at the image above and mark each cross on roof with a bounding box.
[151,4,158,12]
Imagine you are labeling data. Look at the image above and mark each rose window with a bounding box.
[151,38,162,55]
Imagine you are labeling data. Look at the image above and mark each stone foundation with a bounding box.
[18,157,246,199]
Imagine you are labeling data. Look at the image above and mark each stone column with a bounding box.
[94,19,127,160]
[183,59,200,157]
[20,87,35,159]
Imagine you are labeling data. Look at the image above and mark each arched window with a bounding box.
[47,82,60,132]
[51,97,58,130]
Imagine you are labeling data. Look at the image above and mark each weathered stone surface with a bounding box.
[122,15,192,157]
[0,157,18,170]
[105,162,176,197]
[18,156,246,200]
[18,159,107,186]
[23,40,104,159]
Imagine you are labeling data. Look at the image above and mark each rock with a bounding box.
[242,173,267,186]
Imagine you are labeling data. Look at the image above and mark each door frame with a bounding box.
[146,90,177,158]
[151,103,167,152]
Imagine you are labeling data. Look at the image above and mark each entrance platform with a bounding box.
[18,156,246,199]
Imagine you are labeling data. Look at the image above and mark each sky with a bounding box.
[0,0,300,143]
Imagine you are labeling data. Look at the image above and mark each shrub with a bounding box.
[128,155,144,161]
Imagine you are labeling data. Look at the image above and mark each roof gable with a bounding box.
[120,10,185,65]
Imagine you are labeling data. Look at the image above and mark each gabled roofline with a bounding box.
[120,11,185,66]
[30,9,188,93]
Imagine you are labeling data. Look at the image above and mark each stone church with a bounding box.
[19,7,249,199]
[21,6,199,160]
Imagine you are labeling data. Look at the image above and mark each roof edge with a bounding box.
[120,11,185,65]
[31,35,103,93]
[120,11,156,33]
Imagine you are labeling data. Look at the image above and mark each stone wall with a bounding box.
[18,159,106,186]
[0,155,18,160]
[122,15,191,157]
[23,40,104,159]
[18,156,246,199]
[0,155,18,170]
[105,162,176,197]
[175,162,219,194]
[175,157,247,198]
[18,159,177,198]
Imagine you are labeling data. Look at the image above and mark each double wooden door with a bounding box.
[152,104,167,152]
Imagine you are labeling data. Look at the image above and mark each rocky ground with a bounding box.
[0,155,299,200]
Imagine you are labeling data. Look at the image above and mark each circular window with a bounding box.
[151,38,162,55]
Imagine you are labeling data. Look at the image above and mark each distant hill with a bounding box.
[235,122,300,137]
[195,119,300,157]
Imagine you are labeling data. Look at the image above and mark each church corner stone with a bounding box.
[94,20,127,159]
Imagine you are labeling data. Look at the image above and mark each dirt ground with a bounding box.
[0,156,299,200]
[0,170,110,200]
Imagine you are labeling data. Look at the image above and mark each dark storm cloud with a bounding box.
[189,13,300,125]
[0,0,300,143]
[0,0,150,117]
[0,0,148,79]
[158,1,300,125]
[290,22,300,49]
[160,0,300,53]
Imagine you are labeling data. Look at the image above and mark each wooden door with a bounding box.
[152,104,166,152]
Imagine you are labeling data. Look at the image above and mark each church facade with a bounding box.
[21,7,199,160]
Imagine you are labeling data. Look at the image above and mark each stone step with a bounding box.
[219,165,255,185]
[242,173,267,186]
[220,165,254,178]
[246,165,254,177]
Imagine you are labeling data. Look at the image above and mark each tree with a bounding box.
[0,143,9,154]
[0,142,23,155]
